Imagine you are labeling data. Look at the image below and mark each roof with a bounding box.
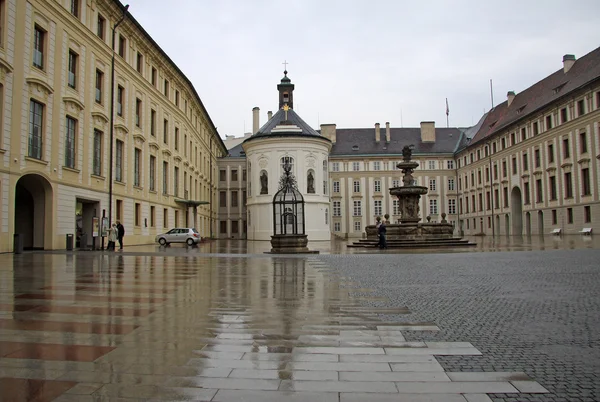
[327,127,464,156]
[469,46,600,146]
[243,108,327,143]
[226,143,246,158]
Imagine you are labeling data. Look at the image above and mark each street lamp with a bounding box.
[108,4,129,228]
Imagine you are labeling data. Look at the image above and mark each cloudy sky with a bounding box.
[127,0,599,139]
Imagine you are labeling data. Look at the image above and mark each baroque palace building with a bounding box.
[218,46,600,240]
[0,0,226,252]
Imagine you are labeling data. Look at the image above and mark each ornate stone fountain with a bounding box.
[350,145,474,248]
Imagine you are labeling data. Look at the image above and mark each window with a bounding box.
[117,86,124,116]
[219,169,226,182]
[333,181,340,193]
[163,119,168,144]
[353,200,362,216]
[512,157,517,175]
[577,99,585,116]
[522,153,528,171]
[93,130,102,176]
[231,190,238,207]
[134,148,141,187]
[521,127,527,141]
[493,164,498,180]
[534,149,540,168]
[429,200,438,215]
[510,132,516,145]
[486,191,491,210]
[374,180,381,192]
[334,222,341,232]
[231,169,238,182]
[559,107,568,124]
[116,199,123,222]
[149,155,156,191]
[580,132,587,154]
[97,14,105,40]
[373,161,381,171]
[549,176,557,201]
[392,179,400,188]
[150,109,156,136]
[478,193,483,212]
[323,160,328,194]
[533,121,539,136]
[429,179,436,191]
[447,160,454,169]
[64,116,77,168]
[502,160,507,177]
[67,50,77,88]
[552,210,557,225]
[0,0,4,47]
[28,100,44,159]
[374,200,382,216]
[428,160,436,170]
[174,211,179,227]
[353,180,360,193]
[173,166,179,196]
[548,144,554,163]
[567,208,573,224]
[478,170,482,184]
[545,115,553,130]
[164,79,169,97]
[503,187,509,208]
[393,199,400,215]
[115,140,123,182]
[162,161,168,194]
[352,161,360,171]
[536,179,543,203]
[501,138,506,150]
[174,127,179,151]
[175,90,180,106]
[354,221,361,232]
[492,142,497,153]
[70,0,79,17]
[332,162,340,172]
[150,206,155,227]
[472,195,476,212]
[136,52,143,74]
[584,206,591,223]
[565,172,573,198]
[151,67,157,86]
[242,169,247,181]
[118,34,126,58]
[135,98,142,127]
[448,199,456,214]
[494,189,499,209]
[134,203,140,226]
[582,168,591,196]
[95,70,103,103]
[448,178,455,191]
[333,201,341,217]
[563,138,570,158]
[524,182,530,204]
[33,25,45,69]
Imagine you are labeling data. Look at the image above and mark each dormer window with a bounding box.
[352,145,359,151]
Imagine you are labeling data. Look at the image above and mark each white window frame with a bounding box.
[353,200,362,216]
[333,201,341,217]
[352,161,360,171]
[374,180,381,192]
[373,161,381,171]
[428,160,436,170]
[333,181,340,193]
[448,199,456,214]
[374,200,382,216]
[354,221,361,231]
[429,179,436,192]
[429,199,438,215]
[353,180,360,193]
[448,178,455,191]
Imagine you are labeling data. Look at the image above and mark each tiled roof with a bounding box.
[327,127,465,156]
[244,108,323,141]
[470,46,600,146]
[226,143,245,158]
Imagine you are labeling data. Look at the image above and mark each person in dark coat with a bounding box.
[378,221,387,249]
[116,221,125,250]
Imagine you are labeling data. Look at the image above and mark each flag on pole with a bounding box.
[445,98,449,116]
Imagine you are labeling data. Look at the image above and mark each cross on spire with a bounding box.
[282,60,289,71]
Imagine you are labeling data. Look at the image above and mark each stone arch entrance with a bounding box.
[510,187,523,235]
[538,210,544,235]
[14,174,53,250]
[525,212,532,236]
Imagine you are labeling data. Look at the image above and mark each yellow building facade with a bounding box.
[0,0,226,252]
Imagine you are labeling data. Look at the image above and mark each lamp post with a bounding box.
[108,4,129,228]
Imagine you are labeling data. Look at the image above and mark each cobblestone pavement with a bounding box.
[319,248,600,402]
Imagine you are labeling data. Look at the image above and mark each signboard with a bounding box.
[92,217,99,237]
[101,217,109,237]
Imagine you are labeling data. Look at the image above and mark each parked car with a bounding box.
[155,228,201,246]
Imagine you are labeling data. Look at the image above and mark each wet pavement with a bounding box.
[0,237,598,401]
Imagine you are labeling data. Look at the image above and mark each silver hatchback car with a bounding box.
[155,228,201,246]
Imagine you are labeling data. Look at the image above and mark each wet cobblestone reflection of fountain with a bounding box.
[351,145,475,249]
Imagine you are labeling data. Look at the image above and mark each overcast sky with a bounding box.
[127,0,599,139]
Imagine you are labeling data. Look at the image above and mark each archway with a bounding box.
[14,174,53,250]
[510,187,523,235]
[525,212,532,236]
[538,210,544,235]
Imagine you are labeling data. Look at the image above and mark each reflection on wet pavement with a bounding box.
[0,252,549,401]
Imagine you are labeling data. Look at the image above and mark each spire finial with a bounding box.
[282,59,289,73]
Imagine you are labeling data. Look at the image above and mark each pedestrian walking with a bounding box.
[378,220,387,249]
[116,221,125,250]
[107,223,118,251]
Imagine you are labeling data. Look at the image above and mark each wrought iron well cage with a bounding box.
[272,163,305,235]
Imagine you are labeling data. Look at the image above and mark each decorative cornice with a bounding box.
[114,123,129,135]
[26,76,54,95]
[148,140,159,150]
[162,149,172,157]
[545,167,556,174]
[560,162,573,169]
[133,133,146,143]
[521,173,530,179]
[174,155,182,163]
[63,96,85,113]
[577,157,590,166]
[533,170,543,177]
[91,111,109,125]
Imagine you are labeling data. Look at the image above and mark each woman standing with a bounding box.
[107,223,118,251]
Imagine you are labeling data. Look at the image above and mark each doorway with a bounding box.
[76,199,100,248]
[510,187,523,235]
[14,174,53,250]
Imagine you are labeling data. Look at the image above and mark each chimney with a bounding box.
[385,122,390,142]
[375,123,381,142]
[252,107,260,134]
[267,110,273,121]
[420,121,435,143]
[507,91,516,107]
[320,123,336,144]
[563,54,576,73]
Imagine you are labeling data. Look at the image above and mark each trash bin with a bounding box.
[66,234,74,251]
[13,233,23,254]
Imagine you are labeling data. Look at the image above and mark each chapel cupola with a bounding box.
[277,70,295,110]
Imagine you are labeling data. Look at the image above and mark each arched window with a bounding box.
[307,169,315,194]
[280,156,294,174]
